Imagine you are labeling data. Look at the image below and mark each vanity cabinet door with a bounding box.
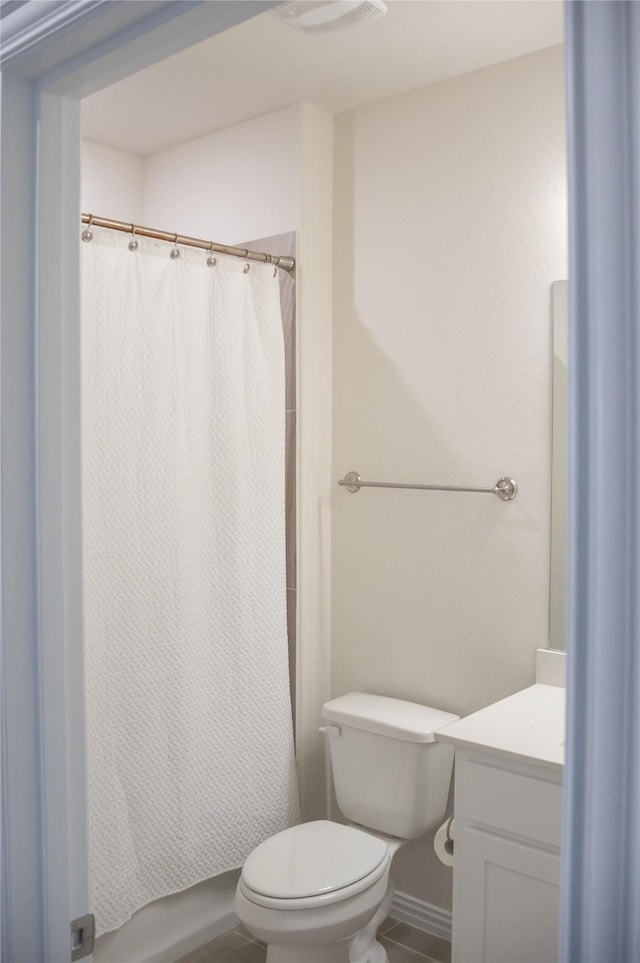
[455,827,560,963]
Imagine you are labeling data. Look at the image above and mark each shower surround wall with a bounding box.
[242,231,298,717]
[332,45,567,913]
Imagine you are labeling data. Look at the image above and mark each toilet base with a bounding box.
[236,847,396,963]
[264,936,388,963]
[353,937,388,963]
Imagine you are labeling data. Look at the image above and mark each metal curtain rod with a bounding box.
[80,213,296,272]
[338,470,518,501]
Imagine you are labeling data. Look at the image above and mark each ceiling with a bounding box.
[81,0,563,158]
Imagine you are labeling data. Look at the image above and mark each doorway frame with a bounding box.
[1,5,282,960]
[560,2,640,959]
[3,1,640,961]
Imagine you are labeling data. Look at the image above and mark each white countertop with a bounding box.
[435,684,565,771]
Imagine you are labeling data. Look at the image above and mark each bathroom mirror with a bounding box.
[549,280,568,650]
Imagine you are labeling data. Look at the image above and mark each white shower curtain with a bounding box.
[81,229,300,936]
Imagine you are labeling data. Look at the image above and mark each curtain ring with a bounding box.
[128,223,139,251]
[81,213,94,242]
[207,242,216,267]
[170,233,180,259]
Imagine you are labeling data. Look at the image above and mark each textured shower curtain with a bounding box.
[81,230,300,936]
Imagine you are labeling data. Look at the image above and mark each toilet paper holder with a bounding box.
[434,815,455,866]
[443,816,454,856]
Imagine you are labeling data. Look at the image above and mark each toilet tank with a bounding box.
[321,693,460,839]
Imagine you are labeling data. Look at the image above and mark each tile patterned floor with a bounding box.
[175,918,452,963]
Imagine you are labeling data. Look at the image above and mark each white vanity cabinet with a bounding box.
[451,749,562,963]
[435,684,565,963]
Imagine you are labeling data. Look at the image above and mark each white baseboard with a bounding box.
[390,891,452,943]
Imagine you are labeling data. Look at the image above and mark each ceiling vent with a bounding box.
[271,1,388,34]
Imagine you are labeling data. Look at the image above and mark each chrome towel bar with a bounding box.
[337,471,518,501]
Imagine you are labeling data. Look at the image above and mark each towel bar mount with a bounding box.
[337,471,518,501]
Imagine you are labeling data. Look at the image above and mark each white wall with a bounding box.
[295,104,333,821]
[332,45,567,908]
[82,106,302,243]
[142,106,301,243]
[81,141,144,222]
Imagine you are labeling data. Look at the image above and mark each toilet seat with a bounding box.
[239,820,390,910]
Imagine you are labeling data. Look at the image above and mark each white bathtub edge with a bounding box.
[93,870,241,963]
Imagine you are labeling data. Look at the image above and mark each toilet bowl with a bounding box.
[235,821,395,963]
[235,693,460,963]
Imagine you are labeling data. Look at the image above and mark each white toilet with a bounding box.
[235,692,459,963]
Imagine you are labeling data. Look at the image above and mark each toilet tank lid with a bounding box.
[321,692,460,743]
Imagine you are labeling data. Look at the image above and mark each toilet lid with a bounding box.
[241,821,389,900]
